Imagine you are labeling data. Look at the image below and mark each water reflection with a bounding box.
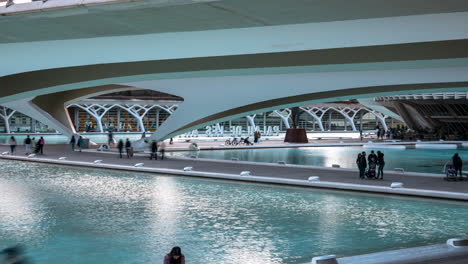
[0,180,48,243]
[0,161,467,264]
[174,147,468,174]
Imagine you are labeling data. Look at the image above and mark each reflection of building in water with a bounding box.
[0,90,404,135]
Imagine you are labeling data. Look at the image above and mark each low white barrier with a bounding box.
[415,144,458,149]
[363,144,406,149]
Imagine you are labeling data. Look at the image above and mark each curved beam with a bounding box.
[129,67,468,140]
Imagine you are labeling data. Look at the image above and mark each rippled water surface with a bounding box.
[1,160,468,264]
[172,146,468,174]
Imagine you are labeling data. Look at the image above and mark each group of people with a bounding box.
[356,150,385,179]
[7,135,45,155]
[69,135,84,152]
[242,131,262,145]
[107,132,168,159]
[359,127,397,141]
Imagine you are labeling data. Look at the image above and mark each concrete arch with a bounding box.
[1,12,468,138]
[3,85,135,137]
[134,67,468,140]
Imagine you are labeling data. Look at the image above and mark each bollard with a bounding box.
[331,164,340,168]
[308,176,320,182]
[240,171,250,176]
[391,182,403,188]
[311,255,338,264]
[58,157,67,160]
[447,237,468,247]
[134,163,144,167]
[183,166,193,171]
[94,160,103,164]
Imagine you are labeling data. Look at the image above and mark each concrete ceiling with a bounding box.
[2,0,468,43]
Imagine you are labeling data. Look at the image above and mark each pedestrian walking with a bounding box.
[169,137,173,145]
[31,138,37,153]
[117,139,124,158]
[359,129,363,141]
[37,137,45,155]
[159,140,166,160]
[150,141,158,160]
[377,150,385,180]
[77,136,84,152]
[24,135,31,155]
[108,131,114,147]
[125,138,132,158]
[70,135,76,151]
[8,136,16,154]
[452,153,463,180]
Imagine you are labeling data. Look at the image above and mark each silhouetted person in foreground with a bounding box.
[1,245,29,264]
[163,246,185,264]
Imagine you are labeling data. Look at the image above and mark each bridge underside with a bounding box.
[1,3,468,139]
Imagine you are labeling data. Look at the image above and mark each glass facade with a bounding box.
[0,104,399,135]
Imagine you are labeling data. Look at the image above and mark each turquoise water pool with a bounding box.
[171,146,468,174]
[0,160,467,264]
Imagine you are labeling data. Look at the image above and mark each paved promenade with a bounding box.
[0,143,467,196]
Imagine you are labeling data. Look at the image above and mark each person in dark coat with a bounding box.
[70,135,76,152]
[125,138,132,158]
[356,152,367,179]
[452,153,463,179]
[37,136,45,155]
[150,141,158,160]
[368,150,377,163]
[377,150,385,180]
[77,136,84,152]
[117,139,124,158]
